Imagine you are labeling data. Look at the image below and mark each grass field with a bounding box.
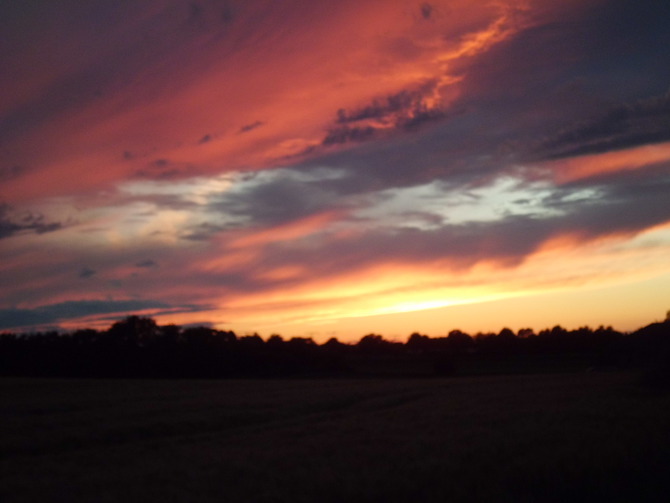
[2,372,669,502]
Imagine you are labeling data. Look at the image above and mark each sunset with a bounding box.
[2,0,670,340]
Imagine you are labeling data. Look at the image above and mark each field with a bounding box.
[2,372,670,502]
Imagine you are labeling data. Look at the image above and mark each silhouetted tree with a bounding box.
[446,330,473,353]
[107,315,159,347]
[287,337,316,349]
[4,312,670,379]
[267,334,285,348]
[406,332,431,353]
[239,333,264,347]
[517,328,535,338]
[160,324,182,344]
[357,334,400,355]
[635,318,670,389]
[322,337,346,351]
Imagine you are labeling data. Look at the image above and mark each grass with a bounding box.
[2,372,670,502]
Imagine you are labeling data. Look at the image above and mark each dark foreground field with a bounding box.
[2,372,669,502]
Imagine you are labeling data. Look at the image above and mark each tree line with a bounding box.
[1,314,669,379]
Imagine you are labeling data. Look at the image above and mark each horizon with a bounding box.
[3,305,668,345]
[2,1,670,343]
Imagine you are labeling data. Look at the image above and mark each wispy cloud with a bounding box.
[0,299,168,331]
[539,90,670,160]
[0,204,64,240]
[238,121,264,134]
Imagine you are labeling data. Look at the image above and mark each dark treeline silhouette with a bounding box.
[1,314,669,379]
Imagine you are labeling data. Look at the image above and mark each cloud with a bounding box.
[207,168,347,228]
[336,84,438,124]
[135,259,158,268]
[238,121,264,134]
[420,3,434,20]
[135,159,199,180]
[322,125,377,145]
[181,222,231,241]
[445,0,670,149]
[199,164,670,295]
[555,162,670,235]
[3,0,670,335]
[188,1,236,27]
[538,90,670,160]
[324,81,445,146]
[189,2,204,22]
[0,165,25,181]
[79,267,97,279]
[0,299,173,331]
[0,204,64,240]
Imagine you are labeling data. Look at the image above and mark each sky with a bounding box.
[1,0,670,341]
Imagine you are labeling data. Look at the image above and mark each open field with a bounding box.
[2,372,670,502]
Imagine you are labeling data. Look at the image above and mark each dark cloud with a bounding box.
[581,0,670,77]
[117,191,198,212]
[538,90,670,160]
[181,222,231,241]
[0,299,173,331]
[323,125,377,145]
[398,105,445,130]
[301,121,482,195]
[335,84,440,124]
[220,2,234,24]
[446,0,670,157]
[189,2,204,21]
[238,121,264,134]
[202,163,670,294]
[0,165,25,181]
[336,103,386,124]
[209,170,343,227]
[78,267,97,279]
[188,1,235,27]
[135,159,198,180]
[303,0,670,198]
[420,3,434,20]
[321,83,446,147]
[135,259,158,268]
[0,204,63,240]
[553,162,670,235]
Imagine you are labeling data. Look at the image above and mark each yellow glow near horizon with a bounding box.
[201,223,670,341]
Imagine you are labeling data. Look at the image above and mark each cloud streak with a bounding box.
[0,204,64,239]
[0,299,176,331]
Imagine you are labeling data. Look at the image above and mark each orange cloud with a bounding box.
[546,142,670,183]
[2,0,540,205]
[228,210,343,248]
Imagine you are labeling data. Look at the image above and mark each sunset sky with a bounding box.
[2,0,670,341]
